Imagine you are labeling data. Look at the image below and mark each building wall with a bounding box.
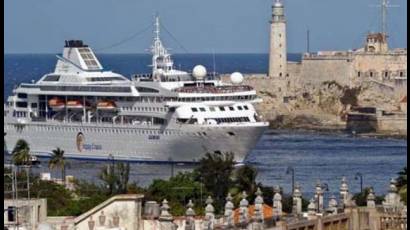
[353,53,407,81]
[377,115,407,134]
[300,57,354,85]
[4,199,47,230]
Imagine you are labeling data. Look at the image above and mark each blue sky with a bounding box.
[4,0,407,54]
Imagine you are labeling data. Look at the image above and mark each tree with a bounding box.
[194,152,235,213]
[12,139,31,166]
[99,161,131,195]
[396,167,407,189]
[147,172,204,216]
[48,148,69,184]
[396,167,407,205]
[352,187,384,206]
[233,165,258,195]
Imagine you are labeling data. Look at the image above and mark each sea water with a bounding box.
[4,54,407,197]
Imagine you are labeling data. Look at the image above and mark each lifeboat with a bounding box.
[66,100,88,110]
[48,98,65,110]
[97,101,116,110]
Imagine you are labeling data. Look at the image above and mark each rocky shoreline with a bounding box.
[221,74,407,140]
[266,114,406,139]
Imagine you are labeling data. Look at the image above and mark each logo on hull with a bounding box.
[76,132,102,152]
[76,132,85,152]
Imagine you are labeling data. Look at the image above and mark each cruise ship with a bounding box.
[4,18,269,163]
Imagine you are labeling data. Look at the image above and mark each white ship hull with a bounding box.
[4,120,268,163]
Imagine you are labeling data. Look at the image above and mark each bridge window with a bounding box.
[199,107,206,112]
[229,107,235,111]
[16,102,28,108]
[243,105,249,110]
[219,107,225,111]
[191,108,198,112]
[17,93,28,99]
[43,75,61,82]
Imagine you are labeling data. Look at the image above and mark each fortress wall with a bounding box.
[353,54,407,80]
[287,62,302,78]
[377,116,407,134]
[299,58,354,85]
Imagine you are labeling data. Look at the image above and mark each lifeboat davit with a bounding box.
[97,101,116,110]
[48,98,65,110]
[66,100,87,110]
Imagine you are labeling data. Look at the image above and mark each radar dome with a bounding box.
[230,72,244,84]
[193,65,207,79]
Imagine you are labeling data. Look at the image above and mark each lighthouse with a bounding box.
[268,0,287,78]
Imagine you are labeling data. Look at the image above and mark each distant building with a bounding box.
[4,199,47,230]
[297,34,407,86]
[267,1,407,88]
[364,33,389,53]
[268,0,287,78]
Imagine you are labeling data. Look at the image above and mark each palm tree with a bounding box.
[396,167,407,189]
[12,139,31,166]
[48,148,68,184]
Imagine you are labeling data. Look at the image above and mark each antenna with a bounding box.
[154,14,160,41]
[369,0,400,35]
[212,49,216,79]
[306,29,310,53]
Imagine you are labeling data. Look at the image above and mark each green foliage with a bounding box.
[193,152,235,213]
[12,139,31,166]
[396,166,407,204]
[63,195,108,216]
[99,161,130,195]
[396,167,407,189]
[399,185,407,205]
[352,187,384,206]
[30,180,73,216]
[73,179,107,197]
[232,165,258,195]
[48,148,69,182]
[146,172,205,216]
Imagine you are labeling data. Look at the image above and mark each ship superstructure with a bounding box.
[4,18,268,163]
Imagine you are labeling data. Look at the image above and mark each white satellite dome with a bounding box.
[230,72,244,84]
[192,65,207,79]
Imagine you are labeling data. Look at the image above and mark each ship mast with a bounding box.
[150,15,174,77]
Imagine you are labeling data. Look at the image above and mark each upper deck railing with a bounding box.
[174,85,254,94]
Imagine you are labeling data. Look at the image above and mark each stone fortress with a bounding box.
[268,0,407,86]
[223,0,407,134]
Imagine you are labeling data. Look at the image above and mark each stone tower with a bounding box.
[269,0,287,77]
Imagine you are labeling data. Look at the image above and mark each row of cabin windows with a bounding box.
[178,95,256,102]
[122,107,167,112]
[13,111,27,117]
[29,125,180,136]
[32,95,253,105]
[191,105,249,113]
[211,117,251,123]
